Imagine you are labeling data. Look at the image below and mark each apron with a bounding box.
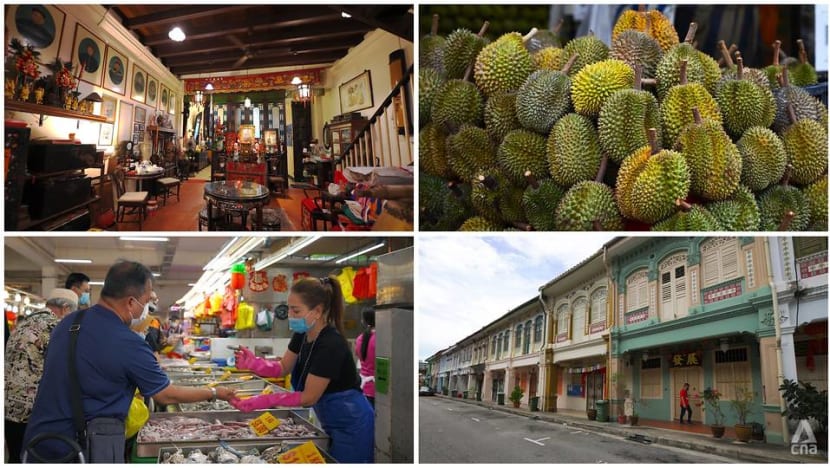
[292,374,374,463]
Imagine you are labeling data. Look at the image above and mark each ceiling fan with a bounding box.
[227,32,293,68]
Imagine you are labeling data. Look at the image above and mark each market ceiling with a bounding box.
[108,4,414,76]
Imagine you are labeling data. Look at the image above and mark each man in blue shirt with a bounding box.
[22,260,236,462]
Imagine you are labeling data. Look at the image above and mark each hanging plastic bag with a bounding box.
[125,393,149,439]
[235,302,255,330]
[367,262,378,298]
[256,308,274,331]
[352,267,370,300]
[335,267,358,304]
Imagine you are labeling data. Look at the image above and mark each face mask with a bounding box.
[129,297,150,328]
[79,292,90,306]
[288,313,317,334]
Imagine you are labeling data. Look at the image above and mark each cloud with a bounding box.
[418,234,615,359]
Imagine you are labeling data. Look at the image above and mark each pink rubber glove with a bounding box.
[235,348,283,378]
[230,392,303,412]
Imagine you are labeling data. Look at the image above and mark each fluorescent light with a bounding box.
[291,76,302,85]
[254,236,321,270]
[89,281,105,286]
[341,11,352,18]
[203,237,240,270]
[168,26,186,42]
[335,242,386,264]
[54,258,92,264]
[187,283,196,287]
[120,236,169,242]
[152,273,161,277]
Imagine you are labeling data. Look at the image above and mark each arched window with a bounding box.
[534,315,544,343]
[523,320,532,353]
[659,252,688,319]
[502,330,510,352]
[556,304,569,339]
[590,288,607,326]
[701,238,740,287]
[515,324,523,350]
[626,269,649,312]
[572,298,587,338]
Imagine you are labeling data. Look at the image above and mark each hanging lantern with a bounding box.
[230,263,247,290]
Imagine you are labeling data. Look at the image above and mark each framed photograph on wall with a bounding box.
[146,75,158,108]
[339,70,373,114]
[168,91,176,114]
[134,106,146,126]
[263,129,278,147]
[130,63,147,103]
[102,45,128,95]
[160,85,169,111]
[101,94,117,123]
[72,22,105,86]
[98,123,114,146]
[6,5,65,66]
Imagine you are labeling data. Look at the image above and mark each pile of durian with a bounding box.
[419,10,828,231]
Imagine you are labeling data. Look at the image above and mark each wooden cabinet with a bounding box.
[329,116,368,159]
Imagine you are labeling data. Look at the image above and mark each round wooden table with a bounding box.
[126,167,165,192]
[203,180,270,231]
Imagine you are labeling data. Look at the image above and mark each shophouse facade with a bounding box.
[480,297,547,408]
[607,237,784,440]
[539,250,610,416]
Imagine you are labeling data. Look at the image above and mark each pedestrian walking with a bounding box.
[679,382,692,424]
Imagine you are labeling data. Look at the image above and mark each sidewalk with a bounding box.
[431,394,827,464]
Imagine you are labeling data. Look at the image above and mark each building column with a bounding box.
[482,370,492,402]
[40,266,58,298]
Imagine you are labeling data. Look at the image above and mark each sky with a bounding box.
[417,233,615,360]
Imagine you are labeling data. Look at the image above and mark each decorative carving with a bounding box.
[745,250,755,288]
[701,237,731,253]
[660,252,688,270]
[703,280,743,304]
[628,269,648,284]
[691,270,698,304]
[780,238,794,282]
[761,310,775,327]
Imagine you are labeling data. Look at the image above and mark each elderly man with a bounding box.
[22,260,236,463]
[4,288,78,463]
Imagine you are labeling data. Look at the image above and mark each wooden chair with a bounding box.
[156,167,181,206]
[267,154,286,196]
[295,183,334,231]
[111,169,149,230]
[211,153,226,182]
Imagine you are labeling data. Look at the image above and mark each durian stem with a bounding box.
[633,64,642,91]
[523,28,539,43]
[781,67,790,87]
[431,14,439,36]
[691,107,702,125]
[797,39,808,65]
[595,153,608,183]
[553,18,564,34]
[782,163,793,187]
[592,220,603,231]
[447,181,462,198]
[684,22,698,44]
[679,60,688,85]
[478,21,490,37]
[786,103,799,125]
[638,4,646,13]
[675,199,693,212]
[561,53,579,74]
[462,63,474,82]
[513,221,534,231]
[524,170,539,190]
[647,128,659,155]
[640,78,657,86]
[772,40,781,66]
[778,211,795,231]
[736,57,744,80]
[718,40,734,68]
[645,11,652,33]
[479,174,498,191]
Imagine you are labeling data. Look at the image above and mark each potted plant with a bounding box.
[509,385,524,408]
[630,397,645,426]
[701,387,726,438]
[780,379,828,451]
[730,387,756,442]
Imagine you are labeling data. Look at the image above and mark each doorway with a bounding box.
[291,102,311,180]
[671,367,703,422]
[586,371,605,409]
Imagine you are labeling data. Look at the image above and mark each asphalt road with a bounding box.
[419,397,736,463]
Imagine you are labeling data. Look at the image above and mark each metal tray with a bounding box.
[136,410,328,458]
[173,384,290,412]
[156,441,337,463]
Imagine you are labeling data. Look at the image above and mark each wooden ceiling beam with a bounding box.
[121,5,247,29]
[164,44,353,68]
[170,54,342,76]
[141,7,340,45]
[334,5,413,40]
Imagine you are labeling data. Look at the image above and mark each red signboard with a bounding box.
[799,252,828,279]
[625,309,649,325]
[184,68,325,94]
[703,281,742,304]
[589,322,606,334]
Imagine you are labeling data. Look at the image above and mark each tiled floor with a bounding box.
[111,176,305,232]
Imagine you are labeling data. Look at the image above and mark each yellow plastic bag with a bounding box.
[335,267,358,304]
[235,302,255,330]
[125,394,149,438]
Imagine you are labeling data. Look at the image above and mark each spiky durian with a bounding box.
[420,14,445,72]
[660,60,722,148]
[498,129,549,185]
[459,216,502,231]
[803,175,828,231]
[651,202,723,231]
[780,104,828,186]
[419,123,451,178]
[555,181,623,231]
[598,66,661,164]
[707,185,760,231]
[571,59,635,117]
[446,125,497,182]
[515,55,576,133]
[484,92,521,143]
[655,23,721,99]
[616,129,691,224]
[714,57,776,137]
[673,109,742,201]
[443,23,490,80]
[611,9,679,52]
[547,113,602,187]
[431,76,484,131]
[419,68,445,126]
[474,29,537,96]
[522,175,566,231]
[561,34,609,77]
[533,46,565,71]
[610,30,663,79]
[757,184,810,231]
[736,126,787,192]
